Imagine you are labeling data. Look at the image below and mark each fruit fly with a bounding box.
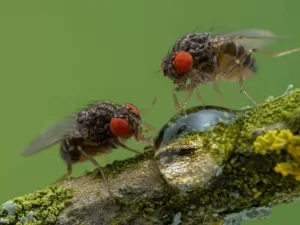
[21,98,157,196]
[161,29,300,111]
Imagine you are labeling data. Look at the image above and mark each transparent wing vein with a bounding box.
[216,29,291,50]
[21,115,80,156]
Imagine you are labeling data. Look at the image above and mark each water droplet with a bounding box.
[155,106,238,149]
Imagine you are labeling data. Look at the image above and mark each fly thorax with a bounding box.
[194,49,216,67]
[76,110,91,124]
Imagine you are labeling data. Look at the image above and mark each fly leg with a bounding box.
[53,149,74,184]
[252,47,300,58]
[221,50,257,105]
[77,146,113,198]
[195,88,204,105]
[113,138,141,154]
[54,159,73,185]
[238,46,300,104]
[139,96,158,136]
[181,85,195,110]
[102,155,109,165]
[235,56,257,105]
[212,82,225,105]
[183,76,206,109]
[172,86,184,112]
[142,120,157,134]
[134,127,155,146]
[140,96,159,116]
[173,81,195,112]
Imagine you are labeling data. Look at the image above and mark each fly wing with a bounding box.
[21,115,82,156]
[215,29,291,50]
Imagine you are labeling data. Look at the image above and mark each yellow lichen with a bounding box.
[274,163,300,181]
[252,188,262,199]
[254,129,300,180]
[210,220,224,225]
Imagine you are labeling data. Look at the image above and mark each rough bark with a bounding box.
[1,86,300,225]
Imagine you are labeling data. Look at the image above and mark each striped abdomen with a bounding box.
[60,138,115,164]
[216,41,258,82]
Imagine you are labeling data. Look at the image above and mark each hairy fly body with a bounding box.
[21,99,157,196]
[161,29,300,111]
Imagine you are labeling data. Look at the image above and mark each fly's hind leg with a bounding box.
[235,57,257,105]
[77,146,113,198]
[222,50,257,105]
[212,82,225,105]
[237,46,300,103]
[252,47,300,58]
[54,153,73,184]
[195,88,204,104]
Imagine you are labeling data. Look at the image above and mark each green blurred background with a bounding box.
[0,0,299,224]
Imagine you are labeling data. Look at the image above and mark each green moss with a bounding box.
[0,186,73,225]
[4,88,299,225]
[116,196,167,223]
[110,215,134,225]
[146,88,300,224]
[238,88,300,145]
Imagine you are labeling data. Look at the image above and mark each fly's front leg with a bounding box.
[133,126,154,147]
[182,84,196,110]
[135,133,154,146]
[173,85,190,112]
[143,121,157,134]
[113,138,141,154]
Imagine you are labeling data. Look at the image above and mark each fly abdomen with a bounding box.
[60,139,82,164]
[244,51,258,73]
[222,41,257,73]
[216,42,258,82]
[60,138,116,164]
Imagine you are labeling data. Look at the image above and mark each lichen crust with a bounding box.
[0,186,73,225]
[151,87,300,224]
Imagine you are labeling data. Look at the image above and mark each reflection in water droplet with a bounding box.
[155,106,238,148]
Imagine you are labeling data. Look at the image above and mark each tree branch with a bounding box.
[1,86,300,225]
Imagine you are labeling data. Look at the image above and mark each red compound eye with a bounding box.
[110,118,132,137]
[125,104,139,115]
[173,51,193,73]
